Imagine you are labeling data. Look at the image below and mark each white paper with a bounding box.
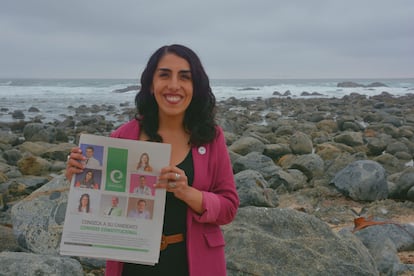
[60,134,171,265]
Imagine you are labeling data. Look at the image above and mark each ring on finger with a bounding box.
[175,173,180,181]
[67,155,71,161]
[168,182,177,188]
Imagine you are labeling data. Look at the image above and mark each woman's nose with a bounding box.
[168,76,180,90]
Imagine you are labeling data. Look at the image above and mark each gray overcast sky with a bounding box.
[1,0,413,79]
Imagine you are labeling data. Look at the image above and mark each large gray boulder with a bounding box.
[234,170,278,207]
[18,141,56,156]
[0,252,83,276]
[351,222,414,275]
[224,206,378,276]
[388,167,414,200]
[288,153,324,180]
[41,142,77,161]
[16,155,51,176]
[373,153,406,175]
[233,151,279,178]
[23,123,57,143]
[17,141,75,162]
[334,131,364,147]
[263,143,291,160]
[331,160,388,201]
[229,136,265,155]
[366,136,388,156]
[289,131,313,154]
[233,151,306,190]
[2,149,22,166]
[11,175,69,255]
[0,130,20,146]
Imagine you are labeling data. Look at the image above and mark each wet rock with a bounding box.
[0,252,83,275]
[289,131,313,154]
[234,170,278,207]
[337,81,387,88]
[0,131,20,146]
[23,123,57,143]
[331,160,388,201]
[366,137,388,156]
[334,131,364,147]
[41,142,77,161]
[373,153,406,175]
[224,207,378,276]
[2,149,22,166]
[365,82,388,88]
[16,155,51,176]
[11,110,25,119]
[229,136,265,155]
[263,143,291,160]
[113,85,140,93]
[288,153,325,180]
[11,175,69,255]
[351,222,414,275]
[388,168,414,200]
[28,107,40,112]
[337,81,362,88]
[386,141,409,155]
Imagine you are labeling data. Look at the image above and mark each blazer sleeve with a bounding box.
[192,127,239,225]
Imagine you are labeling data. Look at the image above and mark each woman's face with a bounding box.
[152,53,193,120]
[141,154,148,164]
[85,171,93,180]
[81,195,89,206]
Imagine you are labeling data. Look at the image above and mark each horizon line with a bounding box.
[0,76,413,80]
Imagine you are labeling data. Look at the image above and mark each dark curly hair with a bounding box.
[135,44,217,146]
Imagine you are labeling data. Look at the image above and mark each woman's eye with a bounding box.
[181,74,192,80]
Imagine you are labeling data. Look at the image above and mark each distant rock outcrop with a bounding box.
[237,87,259,91]
[337,81,388,88]
[112,85,140,93]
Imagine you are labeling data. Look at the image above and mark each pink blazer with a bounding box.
[105,120,239,276]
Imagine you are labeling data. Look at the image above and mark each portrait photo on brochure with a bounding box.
[79,144,104,169]
[100,194,127,217]
[72,190,100,215]
[129,174,156,196]
[74,168,102,190]
[126,197,154,220]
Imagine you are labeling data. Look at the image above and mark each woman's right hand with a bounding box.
[65,147,86,181]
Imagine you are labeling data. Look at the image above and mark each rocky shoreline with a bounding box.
[1,92,414,275]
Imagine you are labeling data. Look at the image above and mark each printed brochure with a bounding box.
[60,134,171,265]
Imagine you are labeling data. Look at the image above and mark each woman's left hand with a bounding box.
[155,166,204,214]
[155,166,189,197]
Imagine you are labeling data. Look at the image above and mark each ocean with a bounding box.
[0,78,413,123]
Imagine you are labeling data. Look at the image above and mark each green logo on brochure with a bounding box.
[106,147,128,192]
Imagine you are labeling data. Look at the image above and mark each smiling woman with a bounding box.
[112,45,239,276]
[65,44,239,276]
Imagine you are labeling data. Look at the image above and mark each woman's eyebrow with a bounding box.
[158,68,191,74]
